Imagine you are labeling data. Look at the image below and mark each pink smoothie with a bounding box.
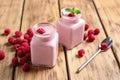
[30,23,58,67]
[57,8,85,49]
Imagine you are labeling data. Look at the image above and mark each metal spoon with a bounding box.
[76,37,112,73]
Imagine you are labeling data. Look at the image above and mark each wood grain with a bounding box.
[0,0,24,80]
[14,0,67,80]
[59,0,120,80]
[93,0,120,65]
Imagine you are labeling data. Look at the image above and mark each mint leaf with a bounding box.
[65,8,71,12]
[65,8,81,14]
[75,10,81,14]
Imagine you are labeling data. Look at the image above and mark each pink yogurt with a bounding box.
[57,8,85,49]
[30,23,58,67]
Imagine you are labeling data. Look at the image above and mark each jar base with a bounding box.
[32,63,56,68]
[61,41,82,50]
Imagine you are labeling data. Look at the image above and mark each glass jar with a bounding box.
[57,8,85,49]
[30,23,59,67]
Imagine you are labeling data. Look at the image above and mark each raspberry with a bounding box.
[8,37,15,45]
[23,46,30,53]
[85,24,89,31]
[37,28,45,34]
[88,29,94,35]
[28,32,33,38]
[84,33,88,40]
[15,31,22,37]
[17,50,25,58]
[14,44,20,50]
[15,38,23,44]
[20,42,30,53]
[27,28,32,34]
[4,28,11,35]
[20,56,28,65]
[12,57,18,67]
[68,13,75,17]
[28,37,32,43]
[24,34,30,40]
[94,28,100,35]
[25,53,31,61]
[22,42,29,47]
[22,39,28,43]
[0,50,5,60]
[100,43,108,50]
[22,63,30,72]
[18,46,25,51]
[27,28,33,37]
[88,34,95,42]
[78,49,85,57]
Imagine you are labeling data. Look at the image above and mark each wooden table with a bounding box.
[0,0,120,80]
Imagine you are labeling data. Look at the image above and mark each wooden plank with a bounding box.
[14,0,68,80]
[59,0,120,80]
[0,0,24,80]
[93,0,120,65]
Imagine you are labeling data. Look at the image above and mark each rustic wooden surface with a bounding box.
[59,0,120,80]
[14,0,67,80]
[93,0,120,64]
[0,0,24,80]
[0,0,120,80]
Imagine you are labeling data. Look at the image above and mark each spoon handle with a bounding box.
[76,49,101,73]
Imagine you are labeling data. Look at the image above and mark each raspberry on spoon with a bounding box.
[100,43,108,50]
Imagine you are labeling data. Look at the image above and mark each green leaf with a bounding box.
[65,8,71,12]
[65,8,81,14]
[75,10,81,14]
[70,8,74,14]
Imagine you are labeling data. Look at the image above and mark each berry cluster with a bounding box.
[84,24,100,42]
[77,24,100,57]
[4,28,33,72]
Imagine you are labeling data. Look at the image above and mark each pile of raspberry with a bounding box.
[77,24,100,57]
[3,28,33,72]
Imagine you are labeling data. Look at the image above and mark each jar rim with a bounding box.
[33,23,56,40]
[61,7,82,17]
